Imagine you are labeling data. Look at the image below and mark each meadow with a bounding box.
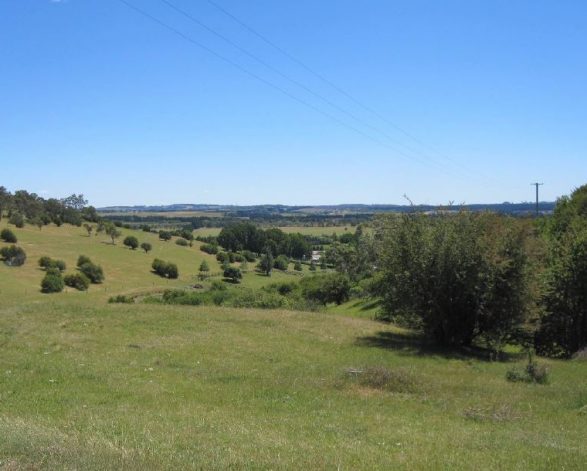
[0,222,586,469]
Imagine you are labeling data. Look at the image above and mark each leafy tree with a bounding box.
[0,245,26,266]
[257,252,274,276]
[9,212,24,228]
[41,272,64,293]
[140,242,152,254]
[64,272,90,291]
[123,235,139,250]
[0,186,10,221]
[199,260,210,272]
[1,228,17,243]
[294,261,302,271]
[105,223,121,245]
[223,266,242,283]
[83,223,93,236]
[376,211,528,347]
[536,185,587,357]
[61,194,87,211]
[159,230,172,242]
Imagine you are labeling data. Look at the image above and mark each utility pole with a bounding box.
[531,182,543,216]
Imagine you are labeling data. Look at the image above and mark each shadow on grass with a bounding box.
[355,330,522,362]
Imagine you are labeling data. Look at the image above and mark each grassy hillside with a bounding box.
[0,221,305,305]
[0,222,586,469]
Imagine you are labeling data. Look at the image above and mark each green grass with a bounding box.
[1,222,586,469]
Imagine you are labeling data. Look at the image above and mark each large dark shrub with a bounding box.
[41,272,64,293]
[64,272,90,291]
[175,238,189,247]
[200,243,218,255]
[79,262,104,284]
[0,245,26,266]
[223,266,242,283]
[152,259,179,279]
[300,273,351,305]
[0,228,17,243]
[77,255,92,267]
[38,256,66,272]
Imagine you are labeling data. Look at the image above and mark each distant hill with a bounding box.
[99,202,556,216]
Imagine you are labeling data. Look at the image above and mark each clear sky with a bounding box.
[1,0,586,207]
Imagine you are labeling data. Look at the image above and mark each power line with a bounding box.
[205,0,508,188]
[115,0,451,172]
[158,0,454,171]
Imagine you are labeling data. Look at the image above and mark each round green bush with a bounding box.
[77,255,92,267]
[79,262,104,283]
[0,228,17,243]
[64,272,90,291]
[123,235,139,250]
[41,272,64,293]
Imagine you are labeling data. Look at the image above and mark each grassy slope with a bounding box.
[0,222,586,469]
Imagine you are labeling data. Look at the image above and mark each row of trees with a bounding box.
[217,222,311,259]
[0,187,98,227]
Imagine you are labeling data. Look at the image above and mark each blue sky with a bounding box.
[1,0,586,207]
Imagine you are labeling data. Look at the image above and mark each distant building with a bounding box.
[311,251,321,263]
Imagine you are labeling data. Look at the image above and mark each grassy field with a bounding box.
[1,222,586,469]
[99,211,225,218]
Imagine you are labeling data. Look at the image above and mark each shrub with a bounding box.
[159,230,172,241]
[0,228,17,243]
[200,243,218,255]
[175,238,189,247]
[140,242,152,254]
[216,251,229,263]
[108,295,134,304]
[9,212,24,228]
[274,255,289,271]
[123,235,139,250]
[152,259,179,279]
[300,273,351,305]
[506,351,549,385]
[79,262,104,284]
[41,272,64,293]
[38,256,66,272]
[77,255,92,267]
[0,245,26,266]
[294,261,302,271]
[223,266,242,283]
[64,272,90,291]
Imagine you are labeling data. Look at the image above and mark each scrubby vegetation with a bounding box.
[152,258,179,279]
[0,245,26,266]
[64,272,90,291]
[0,228,17,243]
